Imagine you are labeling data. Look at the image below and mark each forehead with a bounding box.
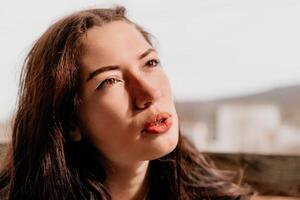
[80,21,151,66]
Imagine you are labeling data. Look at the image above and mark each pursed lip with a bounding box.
[142,112,172,134]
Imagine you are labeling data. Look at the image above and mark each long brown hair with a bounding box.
[0,6,251,200]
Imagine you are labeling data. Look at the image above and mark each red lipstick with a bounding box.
[143,112,172,134]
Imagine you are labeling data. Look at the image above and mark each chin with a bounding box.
[156,138,178,160]
[143,127,179,161]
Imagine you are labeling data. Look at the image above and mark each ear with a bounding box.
[69,127,82,142]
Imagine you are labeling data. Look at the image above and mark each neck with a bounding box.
[104,160,150,200]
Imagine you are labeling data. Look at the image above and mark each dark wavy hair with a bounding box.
[0,6,252,200]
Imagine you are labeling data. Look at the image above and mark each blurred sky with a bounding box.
[1,0,300,121]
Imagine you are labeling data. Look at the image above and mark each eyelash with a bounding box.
[145,58,160,67]
[96,78,121,90]
[96,59,160,90]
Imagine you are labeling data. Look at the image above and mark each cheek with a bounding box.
[78,100,132,158]
[79,91,129,136]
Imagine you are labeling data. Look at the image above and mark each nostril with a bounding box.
[134,99,153,110]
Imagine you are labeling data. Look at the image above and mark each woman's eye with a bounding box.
[96,78,121,90]
[145,59,160,67]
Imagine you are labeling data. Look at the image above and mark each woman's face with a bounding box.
[77,21,179,166]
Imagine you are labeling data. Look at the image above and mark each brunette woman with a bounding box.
[0,6,251,200]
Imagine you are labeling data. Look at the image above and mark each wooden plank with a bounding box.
[253,196,300,200]
[208,153,300,197]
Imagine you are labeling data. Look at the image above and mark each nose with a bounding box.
[130,76,162,110]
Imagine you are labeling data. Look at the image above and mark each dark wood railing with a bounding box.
[208,153,300,197]
[1,143,299,197]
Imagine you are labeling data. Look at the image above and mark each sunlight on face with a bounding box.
[77,21,179,166]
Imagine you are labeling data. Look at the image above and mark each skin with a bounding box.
[74,21,179,199]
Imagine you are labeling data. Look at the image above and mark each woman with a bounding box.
[0,6,252,200]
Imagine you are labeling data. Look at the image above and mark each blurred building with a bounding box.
[215,104,281,153]
[180,121,210,150]
[176,85,300,155]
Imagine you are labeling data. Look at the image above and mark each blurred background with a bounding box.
[1,0,300,199]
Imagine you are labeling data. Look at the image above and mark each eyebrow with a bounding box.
[139,48,156,60]
[86,48,156,82]
[86,65,120,82]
